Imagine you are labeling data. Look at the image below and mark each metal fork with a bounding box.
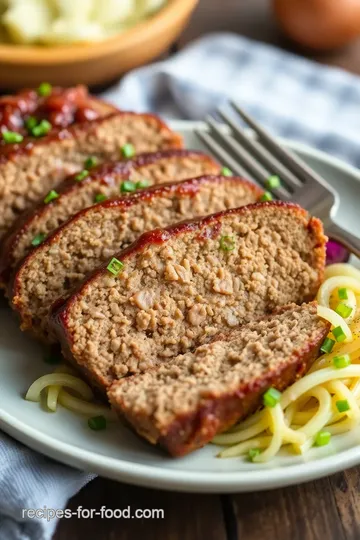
[196,103,360,258]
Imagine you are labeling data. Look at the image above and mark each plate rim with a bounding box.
[1,119,360,493]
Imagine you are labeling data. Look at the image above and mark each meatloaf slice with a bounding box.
[49,202,326,389]
[0,111,182,240]
[10,175,262,343]
[108,302,330,456]
[0,150,220,284]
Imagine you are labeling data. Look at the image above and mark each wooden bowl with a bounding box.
[0,0,198,90]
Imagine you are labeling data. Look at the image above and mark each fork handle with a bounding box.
[326,221,360,259]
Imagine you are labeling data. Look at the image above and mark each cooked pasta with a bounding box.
[214,263,360,462]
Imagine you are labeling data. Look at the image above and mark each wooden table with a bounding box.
[54,1,360,538]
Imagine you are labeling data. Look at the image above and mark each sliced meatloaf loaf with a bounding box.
[49,202,326,389]
[0,150,220,284]
[0,111,182,240]
[108,302,330,456]
[10,175,263,343]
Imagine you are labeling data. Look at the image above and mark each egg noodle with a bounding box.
[213,263,360,462]
[26,263,360,460]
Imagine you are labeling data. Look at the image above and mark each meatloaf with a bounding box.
[49,202,327,389]
[0,150,220,284]
[10,175,263,343]
[0,111,182,240]
[108,302,330,456]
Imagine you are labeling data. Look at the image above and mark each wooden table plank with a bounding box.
[53,478,226,540]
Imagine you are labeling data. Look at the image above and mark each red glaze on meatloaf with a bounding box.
[0,150,220,285]
[108,302,330,457]
[0,111,183,240]
[9,175,262,343]
[50,202,327,389]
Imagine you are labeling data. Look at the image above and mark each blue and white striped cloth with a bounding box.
[3,32,360,540]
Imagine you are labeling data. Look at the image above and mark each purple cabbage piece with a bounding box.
[326,240,350,266]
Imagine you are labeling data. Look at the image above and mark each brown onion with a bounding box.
[273,0,360,51]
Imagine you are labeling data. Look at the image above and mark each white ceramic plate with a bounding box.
[1,121,360,494]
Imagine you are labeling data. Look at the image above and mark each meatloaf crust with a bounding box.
[108,302,330,456]
[9,175,263,343]
[50,202,327,389]
[0,150,220,284]
[0,111,182,240]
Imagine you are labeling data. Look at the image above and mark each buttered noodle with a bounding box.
[213,263,360,461]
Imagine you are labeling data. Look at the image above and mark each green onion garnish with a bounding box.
[333,326,347,342]
[107,257,124,276]
[333,354,351,369]
[32,119,52,137]
[75,170,89,182]
[38,82,52,97]
[43,353,62,365]
[338,288,348,300]
[320,337,335,354]
[335,303,353,319]
[25,116,38,132]
[44,190,59,204]
[220,235,236,252]
[263,387,282,408]
[121,143,136,159]
[136,179,150,189]
[259,191,273,202]
[94,193,107,203]
[31,233,46,247]
[120,180,137,193]
[336,399,350,413]
[2,131,23,143]
[265,175,281,190]
[88,415,107,431]
[221,167,233,177]
[315,431,331,446]
[84,156,98,169]
[248,448,261,461]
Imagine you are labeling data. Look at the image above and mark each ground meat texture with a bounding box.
[0,150,219,285]
[9,175,262,343]
[49,202,327,389]
[0,112,182,240]
[108,303,330,456]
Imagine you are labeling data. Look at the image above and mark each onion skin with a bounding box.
[273,0,360,51]
[326,240,350,266]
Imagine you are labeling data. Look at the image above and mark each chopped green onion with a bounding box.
[25,116,38,132]
[320,337,335,354]
[136,179,150,189]
[2,131,23,143]
[44,190,59,204]
[94,193,107,203]
[88,415,107,431]
[263,387,282,408]
[333,354,351,369]
[335,303,353,319]
[265,175,281,190]
[333,326,347,343]
[107,257,124,276]
[338,288,348,300]
[336,400,350,413]
[31,233,46,247]
[259,191,273,202]
[121,143,136,159]
[43,352,62,365]
[221,167,233,177]
[84,156,98,169]
[38,82,52,97]
[32,119,52,137]
[314,431,331,447]
[120,180,136,193]
[75,169,89,182]
[248,448,261,461]
[219,235,236,252]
